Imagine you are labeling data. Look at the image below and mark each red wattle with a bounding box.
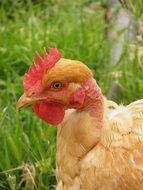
[33,102,65,125]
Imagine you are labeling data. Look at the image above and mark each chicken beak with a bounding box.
[16,93,45,110]
[16,94,34,110]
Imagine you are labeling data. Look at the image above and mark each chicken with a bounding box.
[17,48,143,190]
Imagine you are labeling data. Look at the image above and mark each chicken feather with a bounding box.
[56,99,143,190]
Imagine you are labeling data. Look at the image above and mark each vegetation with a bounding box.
[0,0,143,189]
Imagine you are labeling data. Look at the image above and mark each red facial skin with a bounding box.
[31,81,86,125]
[30,78,103,125]
[32,82,69,125]
[33,102,65,125]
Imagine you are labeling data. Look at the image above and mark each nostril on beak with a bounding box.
[31,92,35,96]
[27,91,35,97]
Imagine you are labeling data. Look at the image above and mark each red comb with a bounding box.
[23,48,61,91]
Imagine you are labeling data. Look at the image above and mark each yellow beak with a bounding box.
[16,93,45,110]
[16,94,34,110]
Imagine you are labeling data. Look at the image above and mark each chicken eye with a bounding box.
[52,82,62,89]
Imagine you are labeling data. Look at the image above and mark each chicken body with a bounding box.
[56,98,143,190]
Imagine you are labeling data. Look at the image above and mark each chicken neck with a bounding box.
[56,78,104,184]
[57,78,104,156]
[78,78,104,123]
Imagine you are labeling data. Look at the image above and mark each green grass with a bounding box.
[0,0,143,189]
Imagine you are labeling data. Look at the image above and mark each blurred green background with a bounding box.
[0,0,143,189]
